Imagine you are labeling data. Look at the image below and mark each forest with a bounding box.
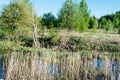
[0,0,120,80]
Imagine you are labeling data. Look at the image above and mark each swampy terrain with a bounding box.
[0,0,120,80]
[0,51,120,80]
[0,31,120,80]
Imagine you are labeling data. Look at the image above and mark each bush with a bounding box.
[0,30,6,40]
[39,32,60,48]
[50,33,60,46]
[0,41,15,53]
[20,37,33,47]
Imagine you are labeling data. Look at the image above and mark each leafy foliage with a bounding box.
[58,0,90,32]
[75,0,90,32]
[58,0,74,30]
[41,12,57,29]
[99,11,120,31]
[89,16,98,32]
[0,0,32,32]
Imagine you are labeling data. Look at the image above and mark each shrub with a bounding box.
[39,32,60,48]
[20,37,33,47]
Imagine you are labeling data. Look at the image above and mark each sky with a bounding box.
[0,0,120,18]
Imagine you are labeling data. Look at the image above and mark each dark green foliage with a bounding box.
[114,11,120,29]
[119,27,120,34]
[99,18,108,29]
[20,37,33,47]
[89,16,98,32]
[89,16,98,28]
[99,11,120,31]
[0,30,7,40]
[41,12,57,29]
[39,33,60,48]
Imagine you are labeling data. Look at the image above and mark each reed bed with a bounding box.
[2,50,120,80]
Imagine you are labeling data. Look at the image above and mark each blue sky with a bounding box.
[0,0,120,18]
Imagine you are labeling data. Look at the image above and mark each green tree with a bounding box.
[0,0,32,33]
[107,19,113,30]
[113,12,120,29]
[99,11,120,30]
[41,12,57,29]
[89,16,98,32]
[73,0,90,32]
[58,0,74,30]
[100,18,107,29]
[100,18,113,31]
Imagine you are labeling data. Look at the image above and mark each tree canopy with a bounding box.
[58,0,74,30]
[99,11,120,31]
[0,0,32,31]
[57,0,90,32]
[41,12,57,29]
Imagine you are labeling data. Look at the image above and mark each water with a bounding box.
[37,57,120,80]
[0,55,120,80]
[0,55,3,79]
[90,58,120,80]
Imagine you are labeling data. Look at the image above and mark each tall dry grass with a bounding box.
[3,50,120,80]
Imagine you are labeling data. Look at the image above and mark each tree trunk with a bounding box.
[32,0,39,47]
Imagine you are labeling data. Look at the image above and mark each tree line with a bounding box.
[40,0,120,33]
[99,11,120,31]
[0,0,120,34]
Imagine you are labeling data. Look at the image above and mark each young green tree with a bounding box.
[100,18,107,29]
[73,0,90,32]
[58,0,74,30]
[107,19,113,30]
[0,0,32,32]
[89,16,98,32]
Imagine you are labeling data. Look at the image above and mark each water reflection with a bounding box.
[1,53,120,80]
[38,55,120,80]
[90,56,120,80]
[0,55,3,79]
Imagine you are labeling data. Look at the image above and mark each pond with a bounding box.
[0,53,120,80]
[0,55,3,79]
